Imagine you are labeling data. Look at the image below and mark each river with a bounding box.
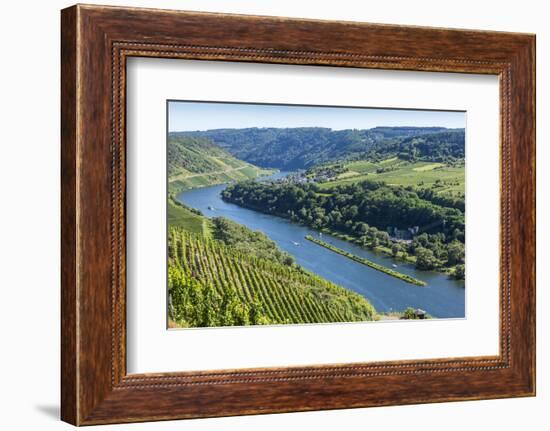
[176,172,465,318]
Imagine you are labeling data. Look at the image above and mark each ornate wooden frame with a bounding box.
[61,4,536,425]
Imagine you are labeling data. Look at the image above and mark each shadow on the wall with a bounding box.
[35,404,59,420]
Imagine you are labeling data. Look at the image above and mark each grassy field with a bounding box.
[318,158,464,195]
[167,198,212,238]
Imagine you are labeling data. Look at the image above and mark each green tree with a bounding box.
[391,243,402,257]
[447,240,465,265]
[402,307,418,319]
[283,255,295,266]
[453,264,465,280]
[415,247,438,270]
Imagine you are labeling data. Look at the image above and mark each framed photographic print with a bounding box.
[61,4,535,425]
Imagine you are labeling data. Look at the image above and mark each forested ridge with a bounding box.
[365,129,465,162]
[173,126,465,169]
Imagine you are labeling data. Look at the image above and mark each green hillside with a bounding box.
[168,198,212,237]
[174,127,464,170]
[164,134,379,328]
[168,135,274,194]
[317,157,464,196]
[168,227,378,328]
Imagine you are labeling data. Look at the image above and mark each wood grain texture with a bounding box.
[60,4,536,425]
[60,5,78,425]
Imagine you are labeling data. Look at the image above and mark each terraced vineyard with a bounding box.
[167,134,273,194]
[317,158,464,195]
[168,227,377,327]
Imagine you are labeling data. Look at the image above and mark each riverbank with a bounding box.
[178,182,465,317]
[168,167,277,196]
[317,226,417,264]
[305,235,427,286]
[168,225,378,328]
[221,191,462,279]
[321,227,460,277]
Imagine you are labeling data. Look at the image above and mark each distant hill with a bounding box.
[368,126,449,138]
[168,135,273,193]
[368,129,465,161]
[173,127,464,170]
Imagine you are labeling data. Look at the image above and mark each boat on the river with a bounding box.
[176,179,465,318]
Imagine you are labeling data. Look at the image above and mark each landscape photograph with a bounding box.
[167,101,466,328]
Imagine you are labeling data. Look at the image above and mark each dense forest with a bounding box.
[174,126,464,169]
[222,179,465,276]
[168,225,377,327]
[363,130,465,162]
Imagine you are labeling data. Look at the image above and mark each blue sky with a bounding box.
[168,101,465,132]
